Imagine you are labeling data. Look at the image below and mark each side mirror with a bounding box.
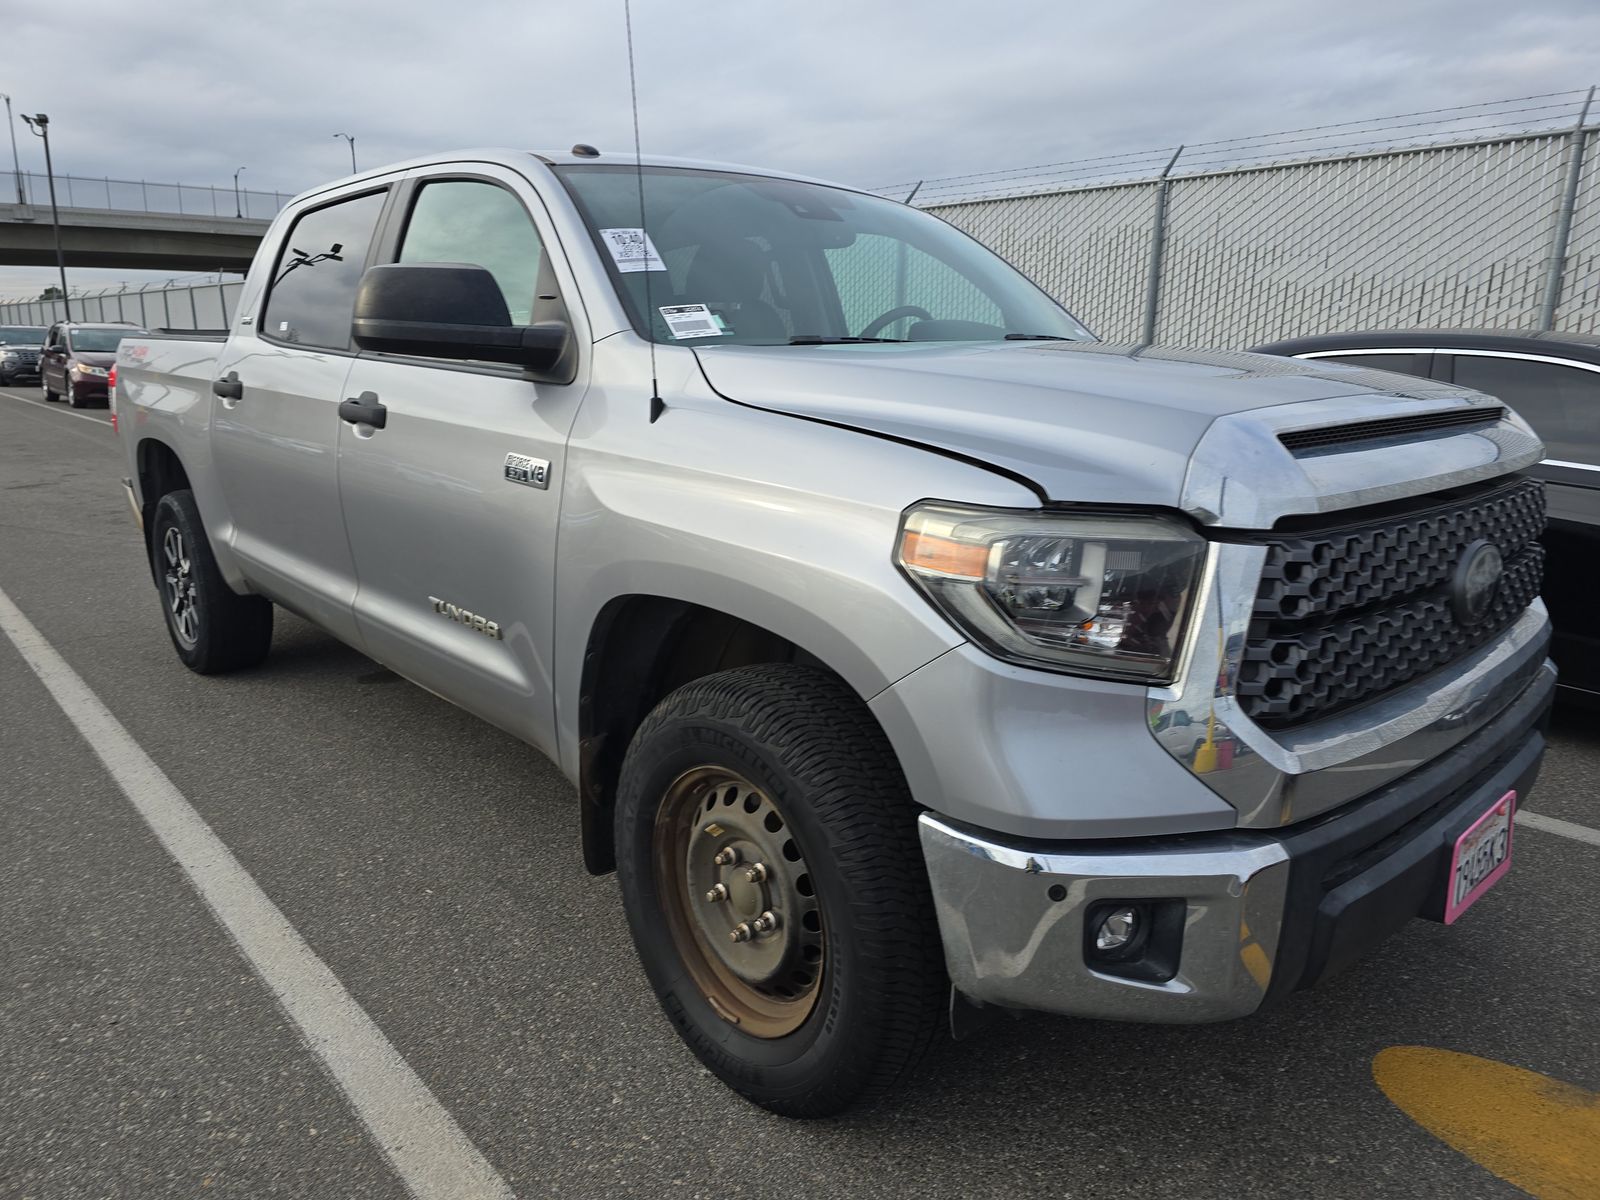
[350,262,572,380]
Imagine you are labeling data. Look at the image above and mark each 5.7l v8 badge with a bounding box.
[504,452,551,490]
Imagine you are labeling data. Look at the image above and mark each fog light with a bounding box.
[1095,906,1140,952]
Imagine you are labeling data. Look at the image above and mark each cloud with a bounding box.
[1,0,1596,297]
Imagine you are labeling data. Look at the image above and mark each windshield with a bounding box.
[0,326,45,345]
[69,327,144,353]
[555,165,1091,346]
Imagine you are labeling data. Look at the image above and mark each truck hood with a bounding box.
[692,340,1478,512]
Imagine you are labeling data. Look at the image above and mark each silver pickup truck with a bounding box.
[114,148,1554,1117]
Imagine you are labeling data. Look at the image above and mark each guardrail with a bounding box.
[2,170,290,221]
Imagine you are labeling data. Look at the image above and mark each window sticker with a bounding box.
[659,304,724,339]
[599,227,666,273]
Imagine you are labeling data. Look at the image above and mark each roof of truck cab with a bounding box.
[291,148,859,207]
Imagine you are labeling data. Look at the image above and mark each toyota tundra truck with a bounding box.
[113,148,1554,1117]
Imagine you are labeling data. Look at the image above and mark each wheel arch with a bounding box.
[134,436,192,555]
[576,594,872,875]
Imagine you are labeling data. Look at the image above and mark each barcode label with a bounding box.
[599,228,666,273]
[659,304,724,340]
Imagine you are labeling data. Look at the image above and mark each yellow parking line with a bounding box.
[1373,1046,1600,1199]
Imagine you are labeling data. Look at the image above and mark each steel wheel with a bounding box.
[161,525,200,647]
[654,766,825,1038]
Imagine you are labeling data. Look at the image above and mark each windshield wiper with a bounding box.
[1003,333,1074,341]
[787,335,906,345]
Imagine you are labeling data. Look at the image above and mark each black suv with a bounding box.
[0,324,47,385]
[1253,328,1599,703]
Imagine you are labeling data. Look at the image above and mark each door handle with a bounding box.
[212,371,243,400]
[339,391,387,430]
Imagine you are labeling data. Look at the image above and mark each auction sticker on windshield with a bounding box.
[1444,790,1515,925]
[659,304,723,339]
[599,228,666,272]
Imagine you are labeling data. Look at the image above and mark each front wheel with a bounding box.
[148,489,273,674]
[615,664,946,1117]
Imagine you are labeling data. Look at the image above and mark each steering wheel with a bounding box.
[858,305,934,339]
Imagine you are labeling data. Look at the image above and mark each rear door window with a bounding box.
[1446,354,1600,465]
[261,190,388,350]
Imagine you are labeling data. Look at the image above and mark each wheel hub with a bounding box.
[655,767,825,1037]
[162,526,199,647]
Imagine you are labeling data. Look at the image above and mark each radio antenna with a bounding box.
[624,0,664,422]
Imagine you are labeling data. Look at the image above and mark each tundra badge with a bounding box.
[428,596,503,640]
[504,452,551,489]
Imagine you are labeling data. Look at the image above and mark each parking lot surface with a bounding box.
[2,386,1597,1199]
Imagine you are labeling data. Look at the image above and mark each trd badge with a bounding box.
[504,453,551,490]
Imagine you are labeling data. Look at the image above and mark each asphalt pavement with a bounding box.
[2,384,1597,1199]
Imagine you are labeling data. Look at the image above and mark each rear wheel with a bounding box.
[41,375,58,402]
[148,489,273,674]
[615,664,946,1117]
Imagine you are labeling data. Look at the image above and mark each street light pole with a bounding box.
[333,132,357,174]
[0,93,24,206]
[21,113,69,320]
[233,165,246,218]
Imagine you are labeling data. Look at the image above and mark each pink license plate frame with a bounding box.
[1444,789,1516,925]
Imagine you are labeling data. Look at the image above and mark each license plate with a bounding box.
[1444,790,1516,925]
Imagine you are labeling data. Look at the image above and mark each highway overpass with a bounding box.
[0,202,271,272]
[0,170,290,272]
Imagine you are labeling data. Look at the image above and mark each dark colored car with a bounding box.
[0,324,48,385]
[1252,328,1599,702]
[40,321,146,409]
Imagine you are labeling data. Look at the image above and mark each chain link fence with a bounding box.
[909,89,1599,345]
[0,278,244,330]
[3,91,1597,345]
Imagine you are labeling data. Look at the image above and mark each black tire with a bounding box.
[42,375,59,402]
[65,380,83,408]
[615,664,946,1117]
[148,489,273,674]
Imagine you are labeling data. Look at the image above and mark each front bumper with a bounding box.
[68,377,109,401]
[921,658,1554,1022]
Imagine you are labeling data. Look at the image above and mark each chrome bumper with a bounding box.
[919,813,1289,1022]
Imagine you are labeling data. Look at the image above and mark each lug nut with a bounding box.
[751,911,779,934]
[743,863,769,883]
[704,883,729,903]
[713,848,739,867]
[729,923,753,943]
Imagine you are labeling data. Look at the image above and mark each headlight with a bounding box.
[897,503,1207,682]
[72,363,109,377]
[0,350,16,360]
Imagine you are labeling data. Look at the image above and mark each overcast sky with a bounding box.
[2,0,1597,300]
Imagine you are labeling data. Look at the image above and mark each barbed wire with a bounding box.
[874,87,1597,205]
[0,270,243,304]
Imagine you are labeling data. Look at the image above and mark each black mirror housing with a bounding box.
[351,262,573,381]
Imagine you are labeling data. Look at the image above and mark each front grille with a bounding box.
[1236,477,1545,729]
[1278,407,1504,454]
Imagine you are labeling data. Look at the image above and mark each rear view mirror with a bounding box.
[351,262,573,381]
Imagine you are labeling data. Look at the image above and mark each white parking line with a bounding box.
[1517,809,1600,849]
[0,386,112,424]
[0,584,516,1200]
